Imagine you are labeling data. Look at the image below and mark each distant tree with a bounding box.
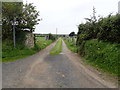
[63,35,66,37]
[48,33,56,40]
[69,32,76,37]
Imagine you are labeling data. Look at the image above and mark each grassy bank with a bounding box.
[34,39,53,52]
[50,38,62,55]
[2,39,53,62]
[64,38,78,53]
[80,40,120,76]
[64,38,119,76]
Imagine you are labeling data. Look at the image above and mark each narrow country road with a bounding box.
[2,40,117,88]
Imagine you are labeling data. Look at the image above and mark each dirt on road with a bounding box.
[2,40,118,88]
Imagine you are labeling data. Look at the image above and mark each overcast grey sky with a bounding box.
[23,0,119,34]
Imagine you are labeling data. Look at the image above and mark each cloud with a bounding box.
[24,0,119,34]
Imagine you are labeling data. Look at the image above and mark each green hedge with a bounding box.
[80,40,120,76]
[77,14,120,44]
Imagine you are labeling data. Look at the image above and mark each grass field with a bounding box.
[50,38,62,55]
[2,39,53,62]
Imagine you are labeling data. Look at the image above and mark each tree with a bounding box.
[69,32,76,37]
[48,33,56,40]
[84,6,98,39]
[2,2,40,43]
[2,2,23,40]
[21,3,40,32]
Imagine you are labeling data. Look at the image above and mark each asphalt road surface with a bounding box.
[2,41,118,88]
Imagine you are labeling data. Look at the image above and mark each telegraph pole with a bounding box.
[118,1,120,14]
[56,28,57,39]
[56,28,57,35]
[13,19,16,48]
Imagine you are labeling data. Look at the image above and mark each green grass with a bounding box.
[36,37,46,41]
[2,39,53,62]
[64,38,78,53]
[34,39,53,51]
[81,40,120,76]
[50,38,62,55]
[2,48,36,62]
[64,38,120,76]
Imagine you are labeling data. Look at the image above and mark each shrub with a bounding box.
[77,14,120,44]
[83,40,120,75]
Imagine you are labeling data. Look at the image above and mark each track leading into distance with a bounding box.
[2,40,117,88]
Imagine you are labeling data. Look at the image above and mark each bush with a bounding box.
[97,14,120,43]
[77,14,120,45]
[82,40,120,76]
[79,40,86,56]
[48,33,56,40]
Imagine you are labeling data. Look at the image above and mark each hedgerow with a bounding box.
[76,8,120,76]
[79,40,120,76]
[77,14,120,45]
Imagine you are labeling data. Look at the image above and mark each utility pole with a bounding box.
[13,19,16,48]
[118,1,120,14]
[56,28,57,39]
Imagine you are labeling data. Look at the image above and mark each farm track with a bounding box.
[2,40,118,88]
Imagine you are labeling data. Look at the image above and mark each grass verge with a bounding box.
[64,39,78,53]
[64,38,120,77]
[2,39,53,62]
[50,38,62,55]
